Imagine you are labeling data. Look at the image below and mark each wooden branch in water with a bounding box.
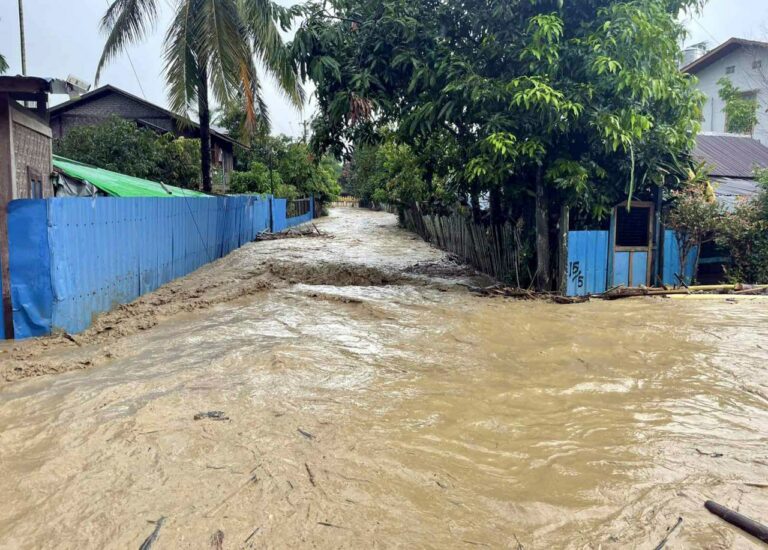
[139,517,166,550]
[705,500,768,543]
[653,516,683,550]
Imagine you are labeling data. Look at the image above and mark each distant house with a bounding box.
[48,85,238,188]
[693,133,768,210]
[683,38,768,145]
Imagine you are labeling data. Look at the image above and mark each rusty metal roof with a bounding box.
[693,133,768,178]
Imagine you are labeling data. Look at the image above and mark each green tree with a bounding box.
[717,77,759,135]
[54,116,203,188]
[294,0,704,289]
[96,0,303,193]
[230,161,277,193]
[0,53,8,74]
[54,117,161,179]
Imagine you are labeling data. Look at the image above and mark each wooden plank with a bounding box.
[0,94,16,337]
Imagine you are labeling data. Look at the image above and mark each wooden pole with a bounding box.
[558,205,569,295]
[705,501,768,543]
[0,94,15,338]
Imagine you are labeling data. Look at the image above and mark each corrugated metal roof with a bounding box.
[693,133,768,178]
[682,37,768,74]
[711,176,764,211]
[53,156,208,198]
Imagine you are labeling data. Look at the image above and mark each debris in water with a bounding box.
[244,528,260,544]
[653,516,682,550]
[297,428,314,440]
[255,225,328,241]
[694,448,723,458]
[704,501,768,543]
[305,463,317,487]
[210,529,224,550]
[194,411,229,421]
[63,333,82,347]
[139,516,165,550]
[318,521,345,529]
[205,473,259,518]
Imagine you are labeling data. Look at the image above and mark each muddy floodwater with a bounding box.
[0,208,767,549]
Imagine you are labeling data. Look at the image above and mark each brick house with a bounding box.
[49,85,237,188]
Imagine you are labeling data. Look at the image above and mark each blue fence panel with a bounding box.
[8,200,53,338]
[566,231,610,296]
[286,211,313,228]
[632,251,649,287]
[613,251,630,287]
[271,198,287,232]
[6,193,288,338]
[662,230,697,286]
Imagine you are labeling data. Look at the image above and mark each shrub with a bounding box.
[665,185,724,282]
[716,173,768,283]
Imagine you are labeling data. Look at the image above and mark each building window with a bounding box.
[725,65,736,74]
[753,60,763,70]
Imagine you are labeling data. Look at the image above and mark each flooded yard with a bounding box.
[0,208,766,548]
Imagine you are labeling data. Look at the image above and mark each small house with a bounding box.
[48,85,238,189]
[683,38,768,145]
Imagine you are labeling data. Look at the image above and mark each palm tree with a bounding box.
[96,0,303,192]
[0,54,8,74]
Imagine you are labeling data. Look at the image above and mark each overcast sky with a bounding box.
[1,0,767,138]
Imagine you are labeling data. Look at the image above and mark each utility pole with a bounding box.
[18,0,27,75]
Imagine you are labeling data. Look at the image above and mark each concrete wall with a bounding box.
[694,46,768,144]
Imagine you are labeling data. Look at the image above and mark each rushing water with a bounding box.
[0,208,767,549]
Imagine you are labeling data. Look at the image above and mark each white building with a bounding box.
[683,38,768,145]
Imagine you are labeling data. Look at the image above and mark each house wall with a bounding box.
[11,103,53,199]
[50,93,174,139]
[51,91,235,187]
[693,46,768,144]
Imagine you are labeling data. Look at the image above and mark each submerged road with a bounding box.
[0,208,767,548]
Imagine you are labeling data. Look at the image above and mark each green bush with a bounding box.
[230,162,278,194]
[716,173,768,283]
[54,116,202,189]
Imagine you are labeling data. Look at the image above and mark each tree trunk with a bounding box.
[535,165,551,291]
[470,186,482,224]
[489,186,503,226]
[197,68,213,193]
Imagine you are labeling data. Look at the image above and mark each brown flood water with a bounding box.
[0,208,767,549]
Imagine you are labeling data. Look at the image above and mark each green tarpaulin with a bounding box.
[53,155,208,198]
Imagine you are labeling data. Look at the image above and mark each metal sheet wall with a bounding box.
[566,231,610,296]
[661,229,697,286]
[7,194,279,339]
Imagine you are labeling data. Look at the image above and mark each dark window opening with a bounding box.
[725,65,736,74]
[615,206,650,247]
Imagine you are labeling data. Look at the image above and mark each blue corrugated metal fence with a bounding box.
[7,194,312,339]
[566,229,698,296]
[566,231,610,296]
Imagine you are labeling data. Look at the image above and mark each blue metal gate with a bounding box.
[566,231,610,296]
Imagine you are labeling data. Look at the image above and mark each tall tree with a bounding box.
[0,54,8,74]
[96,0,303,192]
[295,0,704,289]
